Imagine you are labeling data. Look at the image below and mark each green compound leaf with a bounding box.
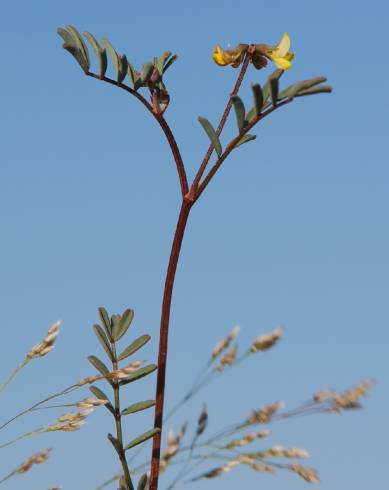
[121,400,156,416]
[98,307,112,341]
[118,334,151,361]
[61,43,89,73]
[295,75,327,92]
[251,83,264,116]
[66,25,90,70]
[232,96,246,132]
[279,76,328,100]
[89,385,115,415]
[124,428,160,451]
[101,38,120,79]
[262,68,284,102]
[92,324,114,361]
[163,54,178,73]
[270,77,279,105]
[127,63,139,89]
[245,106,255,123]
[118,54,128,84]
[156,51,171,76]
[110,314,121,337]
[295,84,333,96]
[57,27,77,47]
[137,475,149,490]
[83,32,107,79]
[141,62,155,84]
[88,355,111,381]
[235,134,257,147]
[112,308,134,341]
[134,78,144,91]
[119,364,157,387]
[198,117,222,157]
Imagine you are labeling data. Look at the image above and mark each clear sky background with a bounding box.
[0,1,388,489]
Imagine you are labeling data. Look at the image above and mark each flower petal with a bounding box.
[212,45,229,66]
[275,32,291,57]
[251,53,268,69]
[272,56,292,70]
[285,52,295,62]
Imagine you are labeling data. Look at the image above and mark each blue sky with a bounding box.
[0,1,388,489]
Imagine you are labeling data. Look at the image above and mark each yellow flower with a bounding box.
[212,44,247,68]
[212,34,294,71]
[267,32,294,70]
[213,45,229,66]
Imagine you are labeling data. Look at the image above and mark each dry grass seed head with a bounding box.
[313,389,336,402]
[77,374,100,386]
[313,379,375,412]
[226,430,271,448]
[289,463,320,484]
[77,397,108,409]
[27,321,61,358]
[216,345,238,371]
[57,409,94,421]
[248,401,285,424]
[77,361,145,386]
[49,420,86,432]
[109,361,144,380]
[49,409,92,432]
[331,379,375,411]
[265,445,310,458]
[203,460,240,478]
[16,448,52,474]
[160,425,187,473]
[238,455,274,473]
[250,327,283,353]
[211,325,240,359]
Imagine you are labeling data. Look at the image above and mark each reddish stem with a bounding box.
[85,65,290,490]
[87,72,189,197]
[149,57,253,490]
[149,198,193,490]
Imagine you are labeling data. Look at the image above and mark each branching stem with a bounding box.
[196,99,291,199]
[87,73,189,197]
[86,61,292,490]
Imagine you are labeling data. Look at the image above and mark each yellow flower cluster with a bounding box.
[212,33,294,71]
